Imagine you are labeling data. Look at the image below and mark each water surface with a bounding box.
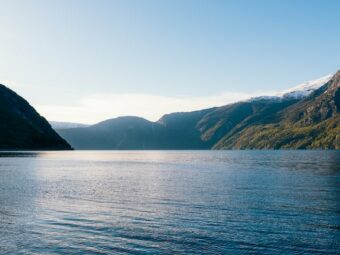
[0,151,339,254]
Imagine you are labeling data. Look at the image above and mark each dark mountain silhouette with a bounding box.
[57,71,340,150]
[0,84,72,150]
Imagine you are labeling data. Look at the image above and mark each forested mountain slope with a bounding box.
[57,71,339,150]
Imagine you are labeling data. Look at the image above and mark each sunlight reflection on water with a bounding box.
[0,151,339,254]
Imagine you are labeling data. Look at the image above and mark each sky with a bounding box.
[0,0,339,124]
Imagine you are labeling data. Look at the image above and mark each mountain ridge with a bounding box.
[56,71,339,150]
[0,84,72,150]
[214,71,340,149]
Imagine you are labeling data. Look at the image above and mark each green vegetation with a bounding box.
[214,71,340,149]
[58,71,340,150]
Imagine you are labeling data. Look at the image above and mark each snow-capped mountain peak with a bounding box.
[277,74,333,99]
[247,73,333,103]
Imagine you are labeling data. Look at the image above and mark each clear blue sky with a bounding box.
[0,0,339,123]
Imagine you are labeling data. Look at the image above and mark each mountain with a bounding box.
[277,74,332,99]
[58,116,164,149]
[197,98,300,147]
[57,71,339,150]
[214,71,340,149]
[0,84,72,150]
[58,114,212,149]
[49,121,90,129]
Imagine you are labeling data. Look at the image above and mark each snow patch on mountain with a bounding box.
[50,121,90,129]
[247,95,281,102]
[248,73,333,103]
[277,74,333,99]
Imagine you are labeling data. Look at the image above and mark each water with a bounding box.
[0,151,339,254]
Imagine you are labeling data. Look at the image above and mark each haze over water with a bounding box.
[0,151,339,254]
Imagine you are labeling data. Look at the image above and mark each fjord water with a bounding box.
[0,151,339,254]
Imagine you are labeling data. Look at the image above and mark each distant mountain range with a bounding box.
[0,84,72,150]
[57,70,340,150]
[0,71,337,150]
